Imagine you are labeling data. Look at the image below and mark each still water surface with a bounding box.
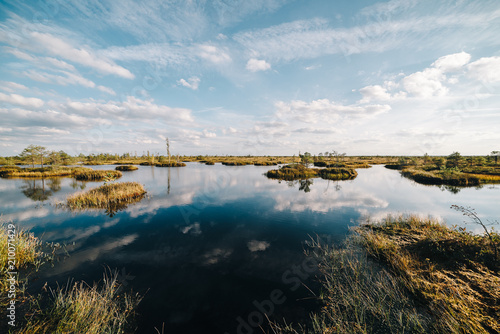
[1,163,499,333]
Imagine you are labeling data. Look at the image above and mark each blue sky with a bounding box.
[0,0,499,156]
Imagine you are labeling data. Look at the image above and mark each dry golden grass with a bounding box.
[357,216,500,333]
[272,215,499,334]
[0,224,43,308]
[115,165,139,171]
[265,164,358,181]
[67,182,146,210]
[0,167,90,179]
[17,271,141,334]
[155,162,186,167]
[73,169,122,181]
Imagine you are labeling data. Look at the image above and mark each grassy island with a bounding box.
[0,166,90,178]
[386,153,500,187]
[0,166,124,182]
[274,215,500,334]
[115,165,139,171]
[73,169,122,181]
[155,162,186,167]
[265,164,358,181]
[67,182,146,210]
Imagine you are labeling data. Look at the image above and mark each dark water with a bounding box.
[1,163,499,333]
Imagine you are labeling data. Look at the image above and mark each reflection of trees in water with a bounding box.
[80,194,146,218]
[70,179,87,190]
[439,185,462,194]
[21,178,56,202]
[298,179,313,193]
[48,178,62,192]
[281,179,314,192]
[280,178,346,193]
[324,179,342,193]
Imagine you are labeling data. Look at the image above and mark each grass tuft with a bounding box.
[155,162,186,167]
[67,182,146,210]
[115,165,138,171]
[73,170,122,181]
[265,164,357,181]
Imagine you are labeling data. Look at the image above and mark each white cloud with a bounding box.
[467,56,500,83]
[0,107,99,129]
[402,68,448,98]
[359,85,391,103]
[58,96,194,123]
[202,129,217,138]
[432,52,471,72]
[359,52,475,101]
[177,77,201,90]
[97,85,116,95]
[29,31,134,79]
[0,17,134,79]
[0,92,44,109]
[0,81,28,93]
[233,10,500,61]
[197,44,231,64]
[275,99,390,124]
[246,58,271,72]
[24,70,96,88]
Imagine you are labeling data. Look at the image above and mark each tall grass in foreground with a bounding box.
[67,182,146,209]
[17,270,142,334]
[0,224,43,308]
[357,216,500,333]
[272,215,500,334]
[272,237,429,334]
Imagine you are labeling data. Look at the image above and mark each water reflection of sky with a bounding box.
[0,163,499,333]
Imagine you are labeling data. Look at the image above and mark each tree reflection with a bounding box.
[298,179,313,193]
[21,179,53,202]
[440,185,461,194]
[70,179,87,190]
[280,179,314,192]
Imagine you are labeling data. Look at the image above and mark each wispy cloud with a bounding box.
[0,92,44,108]
[177,77,201,90]
[233,8,500,61]
[0,15,134,79]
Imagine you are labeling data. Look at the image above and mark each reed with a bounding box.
[67,182,146,209]
[115,165,139,171]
